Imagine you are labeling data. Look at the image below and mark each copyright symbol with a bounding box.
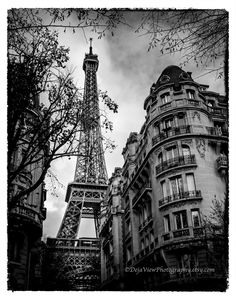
[125,267,129,272]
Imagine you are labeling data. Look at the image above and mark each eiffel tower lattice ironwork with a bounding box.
[46,39,108,291]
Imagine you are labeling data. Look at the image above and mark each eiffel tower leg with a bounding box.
[57,191,85,239]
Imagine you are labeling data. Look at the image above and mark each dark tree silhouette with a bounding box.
[8,9,118,207]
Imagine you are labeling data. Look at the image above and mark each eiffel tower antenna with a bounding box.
[46,42,108,290]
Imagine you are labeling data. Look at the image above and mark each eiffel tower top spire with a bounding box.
[74,41,108,185]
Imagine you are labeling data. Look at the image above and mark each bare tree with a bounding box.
[201,194,228,279]
[135,10,228,77]
[9,9,228,77]
[8,9,118,208]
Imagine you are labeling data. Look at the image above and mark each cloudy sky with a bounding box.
[42,10,226,239]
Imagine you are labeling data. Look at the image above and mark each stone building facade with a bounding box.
[8,96,47,290]
[99,65,228,291]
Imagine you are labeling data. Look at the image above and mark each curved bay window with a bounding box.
[166,145,178,160]
[174,210,188,230]
[169,175,184,198]
[191,209,201,228]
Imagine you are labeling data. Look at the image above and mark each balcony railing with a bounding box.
[152,125,191,146]
[193,227,204,237]
[162,233,171,241]
[205,126,228,137]
[152,125,227,148]
[173,228,190,238]
[157,98,227,117]
[132,182,152,207]
[10,204,41,226]
[216,155,227,171]
[159,190,202,208]
[156,155,196,175]
[207,106,227,116]
[162,226,204,243]
[47,237,100,249]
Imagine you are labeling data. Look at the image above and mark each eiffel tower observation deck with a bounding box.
[46,39,108,291]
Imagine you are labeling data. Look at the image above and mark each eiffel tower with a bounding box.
[46,39,108,290]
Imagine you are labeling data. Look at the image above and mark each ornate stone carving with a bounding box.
[192,111,201,121]
[196,138,206,158]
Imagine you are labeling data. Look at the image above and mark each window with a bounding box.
[161,181,167,198]
[145,235,149,247]
[182,145,191,157]
[186,173,196,193]
[191,210,201,227]
[164,118,173,129]
[208,100,214,107]
[169,175,183,196]
[166,146,178,160]
[146,201,152,218]
[144,206,148,220]
[187,89,195,99]
[161,92,170,104]
[178,114,186,127]
[158,152,163,164]
[164,215,171,233]
[139,210,144,225]
[174,210,188,230]
[160,75,170,84]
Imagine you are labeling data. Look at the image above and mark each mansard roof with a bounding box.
[155,65,194,90]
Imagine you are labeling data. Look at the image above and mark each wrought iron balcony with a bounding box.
[193,226,204,237]
[156,155,196,176]
[152,125,192,146]
[216,155,227,172]
[10,204,42,226]
[132,181,152,207]
[159,98,204,113]
[162,233,171,241]
[159,190,202,208]
[207,106,227,116]
[173,228,190,238]
[205,126,228,137]
[162,226,204,243]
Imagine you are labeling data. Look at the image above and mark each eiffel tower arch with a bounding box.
[45,40,108,290]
